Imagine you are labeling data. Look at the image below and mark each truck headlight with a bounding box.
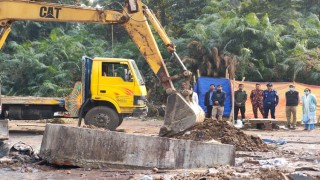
[137,99,145,105]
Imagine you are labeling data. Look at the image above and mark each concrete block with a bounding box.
[40,124,235,169]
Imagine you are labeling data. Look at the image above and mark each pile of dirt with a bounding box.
[172,119,269,151]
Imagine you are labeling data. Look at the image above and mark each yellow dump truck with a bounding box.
[0,0,205,141]
[0,57,147,128]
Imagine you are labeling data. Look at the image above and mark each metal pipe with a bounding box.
[173,52,187,71]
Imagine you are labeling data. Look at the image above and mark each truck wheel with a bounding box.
[84,106,119,131]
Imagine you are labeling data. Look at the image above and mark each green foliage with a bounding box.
[0,25,109,97]
[179,0,320,83]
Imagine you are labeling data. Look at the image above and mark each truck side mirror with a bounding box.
[127,0,138,13]
[124,69,133,82]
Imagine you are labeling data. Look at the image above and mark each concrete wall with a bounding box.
[40,124,235,169]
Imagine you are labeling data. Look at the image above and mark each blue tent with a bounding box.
[194,77,232,116]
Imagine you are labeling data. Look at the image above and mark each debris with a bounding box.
[35,159,46,165]
[234,120,244,129]
[172,118,269,151]
[139,175,152,180]
[259,158,288,168]
[85,167,92,171]
[153,175,163,180]
[251,169,288,180]
[0,141,10,158]
[235,158,245,166]
[206,139,221,144]
[207,168,219,175]
[278,125,289,130]
[48,118,67,124]
[281,173,290,180]
[295,167,320,172]
[262,138,288,145]
[288,172,316,180]
[152,167,159,173]
[0,156,12,164]
[10,142,34,156]
[151,167,167,174]
[82,124,107,131]
[0,141,41,168]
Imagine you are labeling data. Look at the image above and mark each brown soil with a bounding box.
[172,119,269,152]
[171,169,286,180]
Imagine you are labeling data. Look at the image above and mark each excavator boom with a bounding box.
[0,0,204,136]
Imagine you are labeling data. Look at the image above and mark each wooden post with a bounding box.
[229,78,235,123]
[225,66,230,79]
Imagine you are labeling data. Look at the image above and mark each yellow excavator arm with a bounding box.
[0,0,177,89]
[0,0,204,136]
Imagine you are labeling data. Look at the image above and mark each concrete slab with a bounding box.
[40,124,235,169]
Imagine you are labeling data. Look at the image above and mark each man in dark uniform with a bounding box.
[263,83,279,119]
[250,83,264,118]
[204,84,215,118]
[234,84,247,120]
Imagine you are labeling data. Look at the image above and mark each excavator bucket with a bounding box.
[0,120,9,141]
[159,93,205,137]
[0,83,9,141]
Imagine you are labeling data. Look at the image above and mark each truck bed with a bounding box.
[1,96,65,105]
[0,96,67,120]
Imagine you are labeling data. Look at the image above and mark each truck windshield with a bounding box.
[131,61,145,86]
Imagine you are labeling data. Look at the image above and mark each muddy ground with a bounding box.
[1,118,320,180]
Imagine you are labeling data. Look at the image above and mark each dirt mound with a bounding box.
[172,119,269,152]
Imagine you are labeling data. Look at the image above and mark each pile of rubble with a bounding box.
[0,142,41,172]
[172,119,269,151]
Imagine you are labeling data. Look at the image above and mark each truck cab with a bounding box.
[73,57,148,129]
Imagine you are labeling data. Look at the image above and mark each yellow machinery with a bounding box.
[0,0,204,137]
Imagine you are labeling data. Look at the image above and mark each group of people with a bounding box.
[204,83,317,130]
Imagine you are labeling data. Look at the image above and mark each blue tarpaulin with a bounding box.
[194,77,232,116]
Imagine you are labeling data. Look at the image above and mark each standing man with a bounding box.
[234,84,247,121]
[263,83,279,119]
[212,85,226,121]
[285,84,299,129]
[250,83,264,118]
[204,84,215,118]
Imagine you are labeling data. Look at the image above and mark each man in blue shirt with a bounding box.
[204,84,215,118]
[263,83,279,119]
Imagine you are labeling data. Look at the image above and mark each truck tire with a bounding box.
[84,106,119,131]
[118,116,123,126]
